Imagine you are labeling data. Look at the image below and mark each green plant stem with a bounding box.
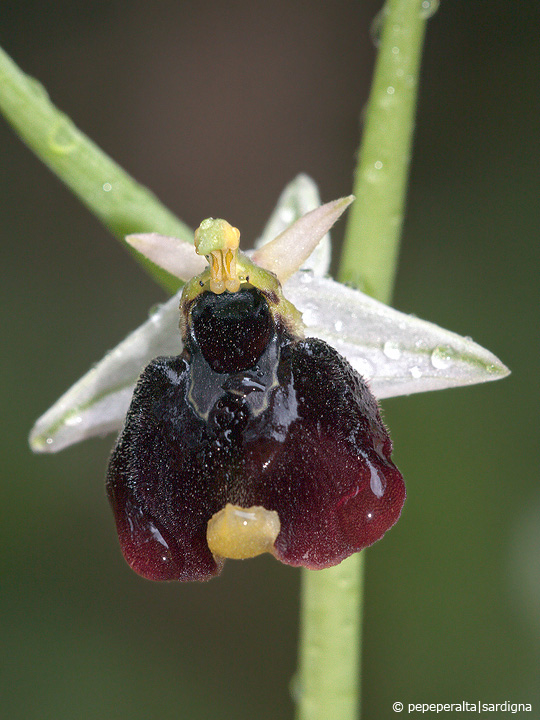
[340,0,429,304]
[296,555,364,720]
[0,45,190,294]
[296,2,431,719]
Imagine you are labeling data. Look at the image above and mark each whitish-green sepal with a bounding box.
[255,174,333,277]
[29,293,183,453]
[283,273,510,399]
[252,195,353,283]
[126,232,206,282]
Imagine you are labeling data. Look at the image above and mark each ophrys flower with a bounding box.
[29,175,509,581]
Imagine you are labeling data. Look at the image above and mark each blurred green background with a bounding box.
[1,1,538,718]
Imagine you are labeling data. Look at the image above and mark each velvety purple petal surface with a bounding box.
[107,316,404,581]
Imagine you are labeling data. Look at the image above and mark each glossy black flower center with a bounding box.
[190,288,273,374]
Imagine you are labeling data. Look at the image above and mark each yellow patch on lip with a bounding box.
[207,503,281,560]
[194,218,241,294]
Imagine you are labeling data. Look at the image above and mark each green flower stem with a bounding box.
[296,2,431,719]
[296,554,364,720]
[0,45,189,294]
[340,0,430,304]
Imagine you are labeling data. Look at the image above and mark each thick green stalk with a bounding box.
[340,0,430,304]
[296,555,364,720]
[296,2,431,719]
[0,45,190,293]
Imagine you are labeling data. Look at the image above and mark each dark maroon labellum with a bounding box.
[107,286,405,581]
[190,288,273,373]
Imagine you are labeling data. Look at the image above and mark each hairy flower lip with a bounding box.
[28,174,509,454]
[26,174,508,582]
[106,311,406,580]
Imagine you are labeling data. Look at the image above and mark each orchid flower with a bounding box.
[29,175,509,457]
[27,175,509,582]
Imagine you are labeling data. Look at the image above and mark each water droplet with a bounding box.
[102,182,112,192]
[46,437,54,445]
[280,207,294,224]
[431,345,456,370]
[301,303,319,326]
[365,165,386,183]
[149,521,170,549]
[392,46,400,55]
[420,0,439,19]
[370,7,388,46]
[65,414,82,427]
[334,320,343,332]
[383,340,402,360]
[410,366,422,379]
[48,115,78,154]
[368,461,384,498]
[353,357,374,380]
[28,77,50,101]
[387,86,395,95]
[148,302,163,319]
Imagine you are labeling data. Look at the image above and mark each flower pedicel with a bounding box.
[107,217,405,581]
